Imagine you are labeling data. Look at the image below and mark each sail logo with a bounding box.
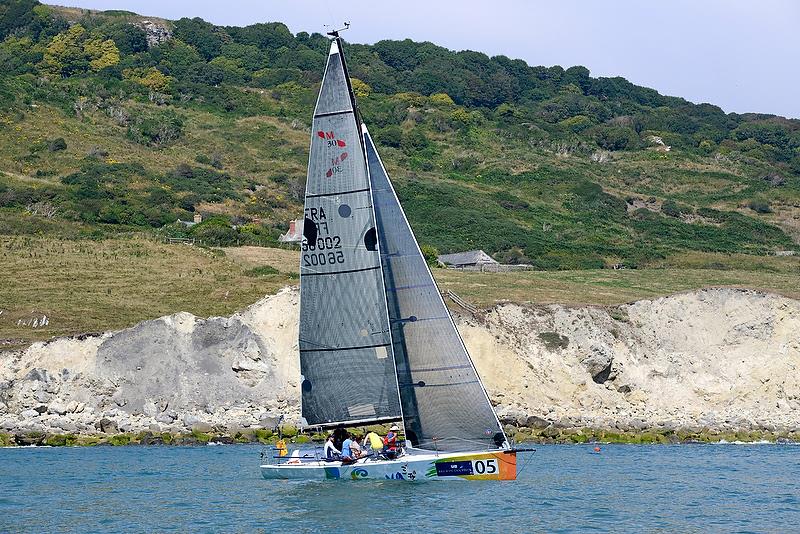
[325,152,348,178]
[317,130,347,148]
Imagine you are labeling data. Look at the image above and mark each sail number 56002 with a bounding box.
[471,458,498,475]
[303,251,344,267]
[301,236,341,251]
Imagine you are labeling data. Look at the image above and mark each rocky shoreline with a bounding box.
[2,287,799,445]
[2,426,799,448]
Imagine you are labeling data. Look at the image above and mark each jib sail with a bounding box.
[364,126,507,452]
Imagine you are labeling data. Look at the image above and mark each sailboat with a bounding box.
[261,29,524,481]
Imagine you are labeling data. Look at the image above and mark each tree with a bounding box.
[227,22,293,50]
[186,61,225,85]
[41,24,89,76]
[84,38,120,71]
[0,0,36,40]
[173,17,224,60]
[351,78,371,98]
[124,67,173,92]
[220,42,266,71]
[420,244,439,266]
[209,56,248,84]
[106,22,147,55]
[150,39,203,78]
[0,36,41,74]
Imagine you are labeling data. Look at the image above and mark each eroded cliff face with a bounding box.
[1,287,798,437]
[463,288,800,432]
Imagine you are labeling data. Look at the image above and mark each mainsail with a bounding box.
[364,127,508,452]
[298,40,402,427]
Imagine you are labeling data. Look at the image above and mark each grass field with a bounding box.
[2,238,798,350]
[434,264,800,307]
[0,237,296,350]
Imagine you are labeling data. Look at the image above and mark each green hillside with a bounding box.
[1,1,799,268]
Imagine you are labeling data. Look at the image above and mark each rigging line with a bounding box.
[516,449,536,478]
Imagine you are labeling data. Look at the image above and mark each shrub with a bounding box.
[190,216,238,245]
[375,125,402,148]
[47,137,66,151]
[420,244,439,266]
[661,200,682,218]
[127,109,184,147]
[538,332,569,350]
[591,125,638,151]
[747,200,772,214]
[245,265,280,276]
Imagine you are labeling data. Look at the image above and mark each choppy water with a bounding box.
[1,444,798,532]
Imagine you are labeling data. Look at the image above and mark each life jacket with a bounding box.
[384,431,397,450]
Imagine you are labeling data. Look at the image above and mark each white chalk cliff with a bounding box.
[1,287,798,436]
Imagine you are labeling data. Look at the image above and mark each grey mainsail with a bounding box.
[364,126,508,452]
[298,40,401,427]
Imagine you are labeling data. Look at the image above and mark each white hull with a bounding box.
[261,449,516,481]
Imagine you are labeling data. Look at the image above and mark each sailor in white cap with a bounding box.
[383,424,400,458]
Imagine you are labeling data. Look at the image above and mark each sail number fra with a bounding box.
[471,459,498,475]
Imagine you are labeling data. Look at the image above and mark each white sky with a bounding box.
[52,0,800,118]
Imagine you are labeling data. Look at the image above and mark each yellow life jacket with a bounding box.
[276,439,288,457]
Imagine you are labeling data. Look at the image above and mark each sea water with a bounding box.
[1,443,798,532]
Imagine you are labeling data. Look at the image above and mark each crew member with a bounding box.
[383,424,399,459]
[323,434,340,461]
[341,433,355,465]
[363,430,383,453]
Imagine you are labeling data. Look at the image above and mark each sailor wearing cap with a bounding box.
[383,424,399,459]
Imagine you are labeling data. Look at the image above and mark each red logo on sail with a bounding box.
[318,130,348,178]
[326,152,348,177]
[317,131,346,147]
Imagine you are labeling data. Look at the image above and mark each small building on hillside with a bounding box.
[279,219,303,242]
[177,212,203,227]
[438,249,498,269]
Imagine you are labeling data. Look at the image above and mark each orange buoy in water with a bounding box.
[593,446,601,453]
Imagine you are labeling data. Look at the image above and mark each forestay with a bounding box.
[364,127,508,452]
[298,40,401,427]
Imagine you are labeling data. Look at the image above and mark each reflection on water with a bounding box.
[2,444,799,532]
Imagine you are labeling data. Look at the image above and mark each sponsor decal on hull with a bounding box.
[426,452,516,480]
